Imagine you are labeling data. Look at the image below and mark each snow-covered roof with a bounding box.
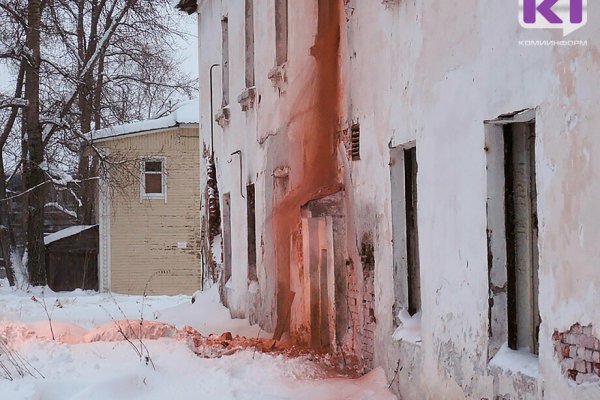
[90,99,199,142]
[44,225,98,246]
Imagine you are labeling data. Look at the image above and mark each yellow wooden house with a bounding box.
[91,100,202,295]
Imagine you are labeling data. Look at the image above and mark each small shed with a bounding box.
[44,225,99,292]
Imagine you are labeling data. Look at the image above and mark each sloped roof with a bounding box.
[44,225,98,246]
[90,99,199,142]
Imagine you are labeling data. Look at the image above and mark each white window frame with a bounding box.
[140,157,167,202]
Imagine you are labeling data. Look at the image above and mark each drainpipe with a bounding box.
[230,150,245,199]
[209,63,220,158]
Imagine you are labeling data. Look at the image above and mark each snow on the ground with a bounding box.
[0,281,397,400]
[489,343,540,379]
[0,282,260,337]
[154,283,265,338]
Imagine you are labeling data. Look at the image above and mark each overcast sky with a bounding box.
[0,10,199,100]
[177,12,200,82]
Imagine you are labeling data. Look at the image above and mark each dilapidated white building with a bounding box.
[179,0,600,398]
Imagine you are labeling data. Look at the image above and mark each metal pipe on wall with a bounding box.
[230,150,244,199]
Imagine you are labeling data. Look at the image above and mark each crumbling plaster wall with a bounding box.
[198,0,600,398]
[199,0,250,320]
[198,0,329,333]
[342,1,600,399]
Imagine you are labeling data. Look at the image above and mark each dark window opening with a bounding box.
[274,0,288,66]
[245,0,255,88]
[246,183,257,282]
[143,160,164,195]
[145,161,161,172]
[404,147,420,316]
[221,16,230,107]
[504,122,540,354]
[223,193,232,284]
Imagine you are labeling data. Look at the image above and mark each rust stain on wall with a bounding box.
[272,0,344,340]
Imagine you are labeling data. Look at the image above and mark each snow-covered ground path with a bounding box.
[0,281,396,400]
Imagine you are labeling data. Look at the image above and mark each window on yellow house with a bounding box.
[142,159,165,199]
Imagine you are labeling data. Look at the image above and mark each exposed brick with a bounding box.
[360,268,376,369]
[555,324,600,383]
[575,359,587,373]
[554,343,561,355]
[568,369,578,380]
[563,358,574,370]
[582,335,596,349]
[553,330,562,341]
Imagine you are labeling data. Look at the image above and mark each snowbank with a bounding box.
[0,281,397,399]
[0,339,396,400]
[155,285,263,338]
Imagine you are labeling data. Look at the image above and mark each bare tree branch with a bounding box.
[0,94,27,109]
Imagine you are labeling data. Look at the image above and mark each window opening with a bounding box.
[274,0,288,66]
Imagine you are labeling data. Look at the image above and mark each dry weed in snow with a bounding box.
[0,335,44,381]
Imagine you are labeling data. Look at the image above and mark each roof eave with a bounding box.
[92,123,199,143]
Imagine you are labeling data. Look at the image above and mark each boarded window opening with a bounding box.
[222,193,232,284]
[504,122,539,354]
[274,0,288,66]
[245,0,255,88]
[247,183,257,282]
[390,144,420,324]
[486,113,539,358]
[404,147,420,316]
[351,124,360,161]
[221,16,230,107]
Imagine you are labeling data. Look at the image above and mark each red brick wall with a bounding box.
[554,323,600,384]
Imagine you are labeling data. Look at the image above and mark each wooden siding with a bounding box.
[99,127,201,295]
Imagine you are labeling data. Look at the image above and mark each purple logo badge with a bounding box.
[520,0,587,36]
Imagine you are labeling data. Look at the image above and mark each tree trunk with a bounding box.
[76,143,99,225]
[75,0,103,225]
[77,0,95,135]
[0,153,17,287]
[0,61,26,287]
[24,0,47,286]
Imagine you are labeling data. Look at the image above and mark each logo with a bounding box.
[520,0,587,36]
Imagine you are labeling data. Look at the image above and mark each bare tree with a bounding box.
[0,61,25,286]
[23,0,46,285]
[0,0,196,285]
